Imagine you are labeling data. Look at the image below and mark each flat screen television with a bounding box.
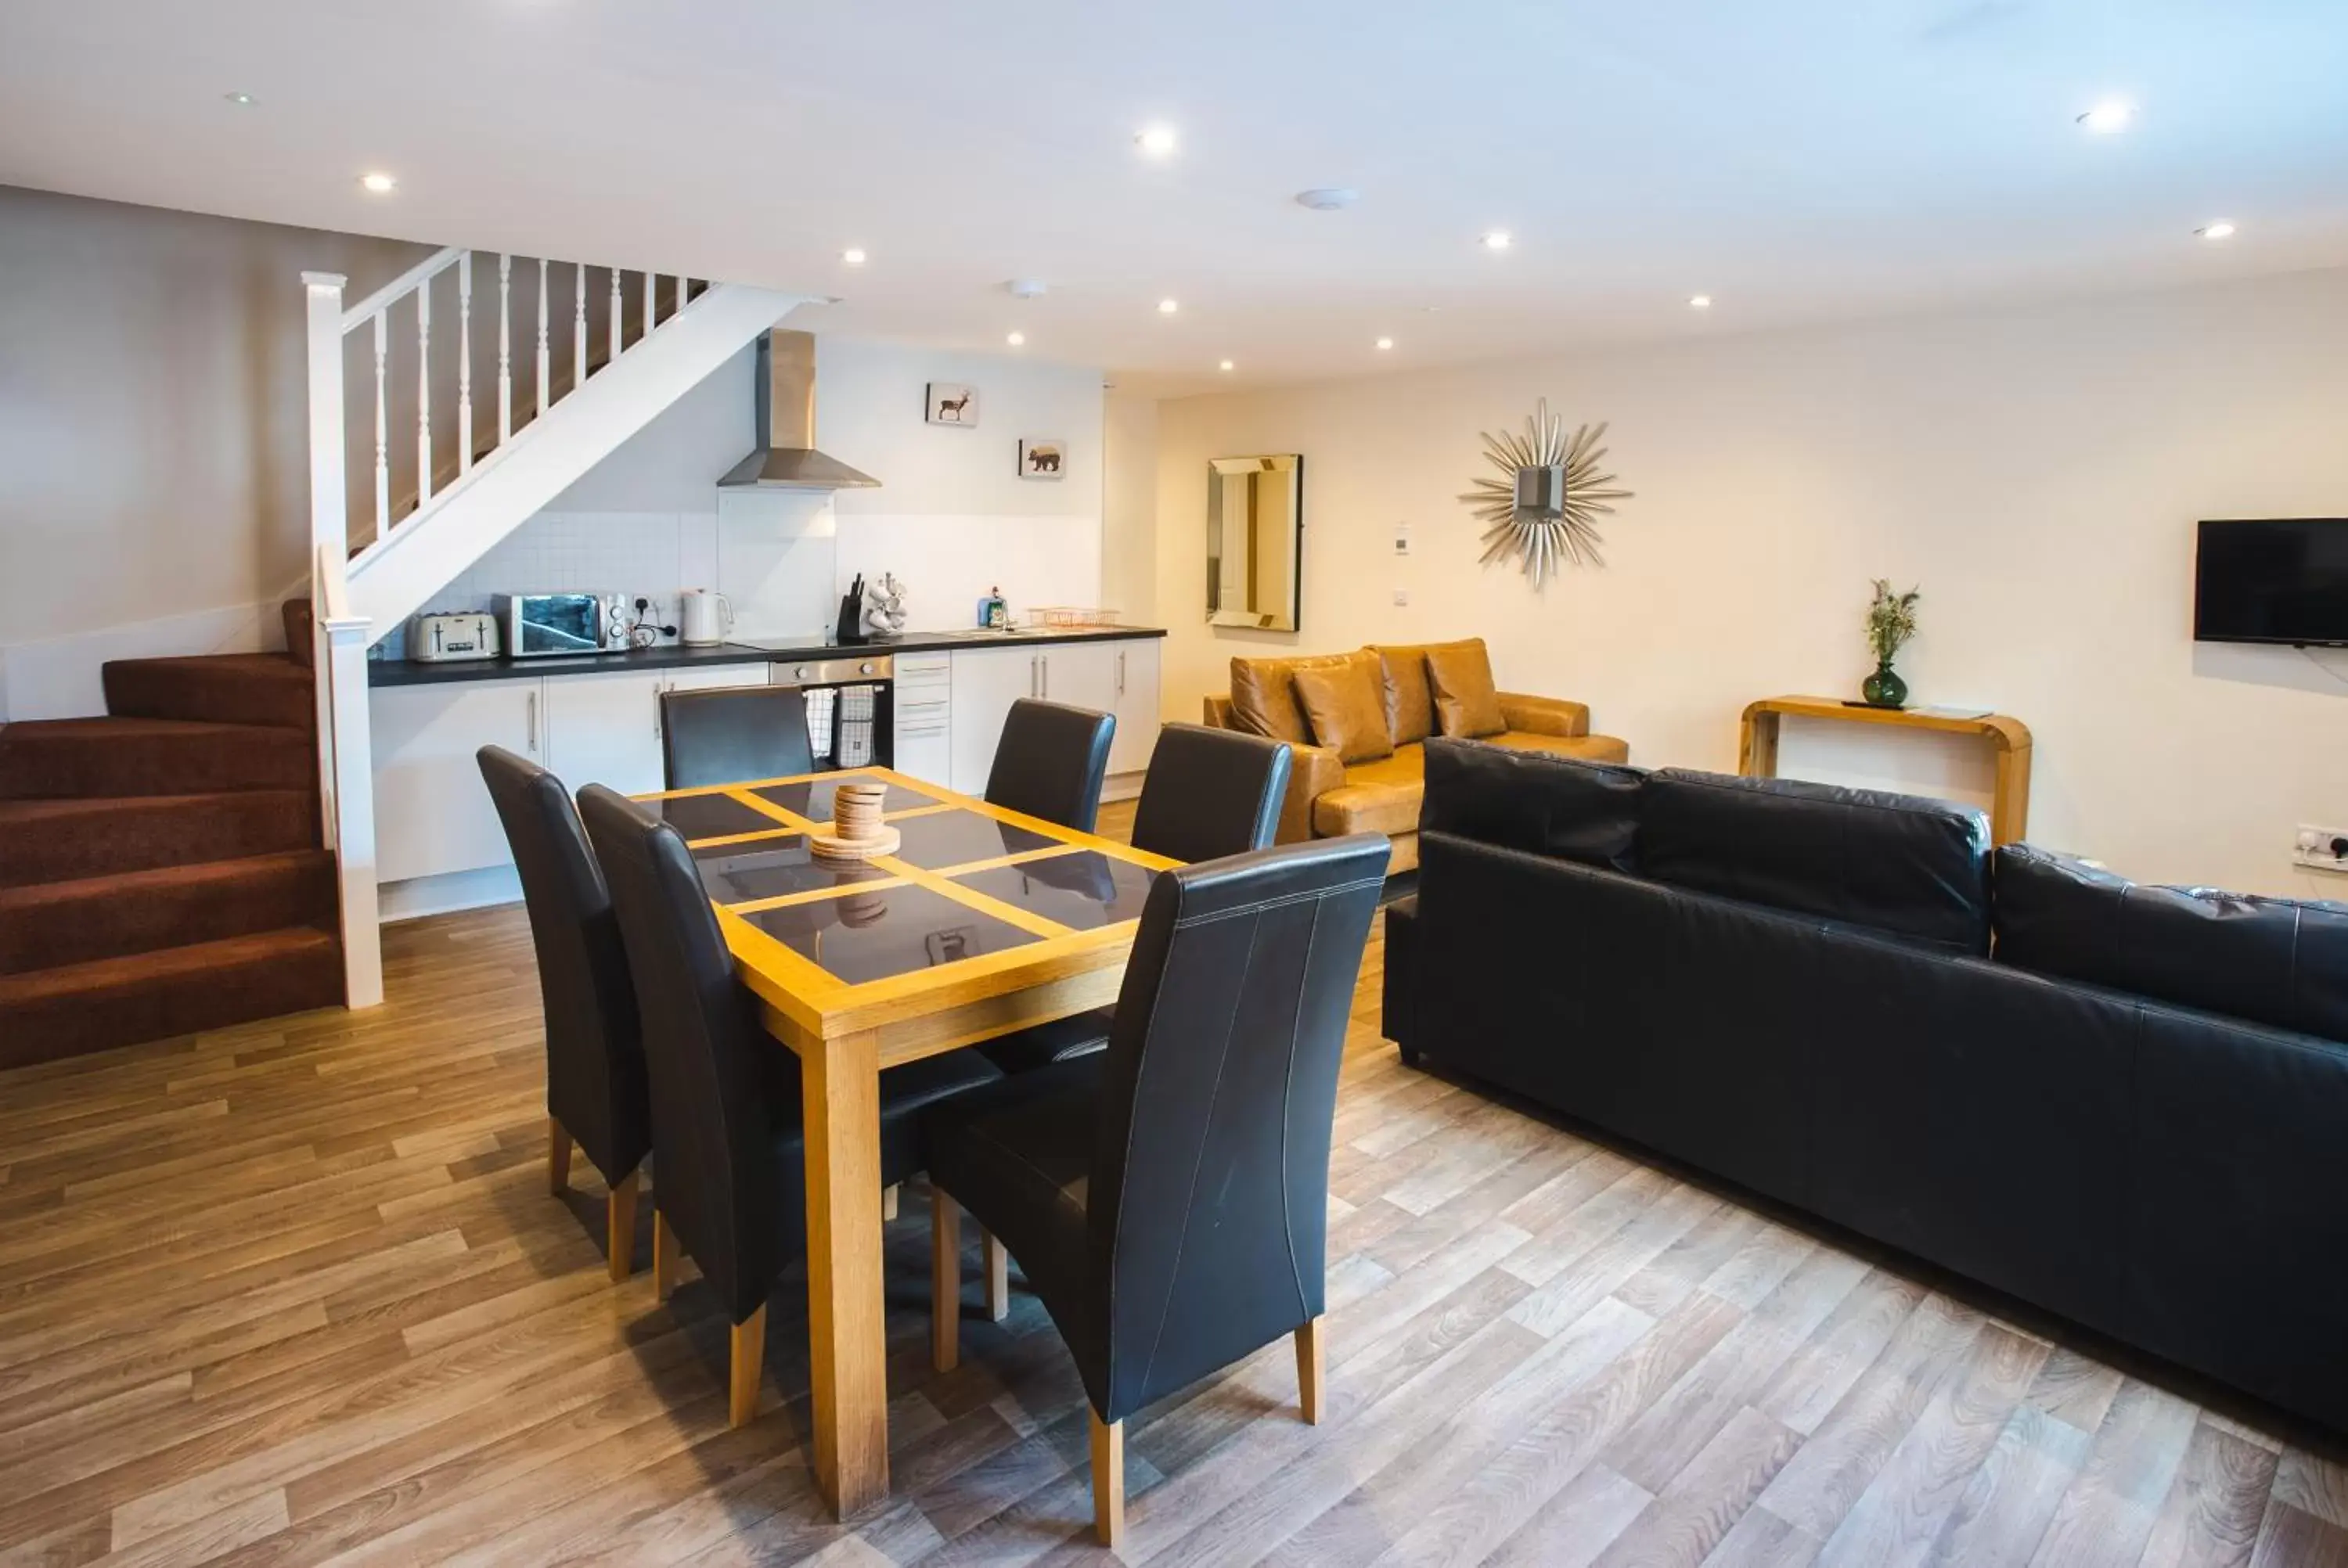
[2194,518,2348,648]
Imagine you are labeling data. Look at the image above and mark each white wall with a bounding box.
[409,334,1107,642]
[1142,266,2348,899]
[0,185,430,717]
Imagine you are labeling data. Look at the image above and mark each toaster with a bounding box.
[407,612,502,663]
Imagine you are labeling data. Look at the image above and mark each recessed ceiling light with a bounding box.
[223,91,256,106]
[1158,298,1179,315]
[1375,336,1395,351]
[1136,125,1178,159]
[2196,221,2238,240]
[1006,331,1026,347]
[1689,294,1713,310]
[358,171,398,194]
[1295,188,1359,211]
[1481,231,1512,251]
[2076,100,2134,134]
[841,247,866,265]
[1219,359,1235,372]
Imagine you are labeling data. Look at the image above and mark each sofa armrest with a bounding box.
[1203,693,1235,728]
[1498,692,1591,738]
[1277,742,1347,843]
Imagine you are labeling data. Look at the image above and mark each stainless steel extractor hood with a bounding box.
[717,329,880,490]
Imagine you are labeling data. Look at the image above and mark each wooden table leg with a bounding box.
[1738,707,1781,778]
[801,1027,888,1518]
[1991,742,2033,846]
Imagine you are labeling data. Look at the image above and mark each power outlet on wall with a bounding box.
[2293,825,2348,873]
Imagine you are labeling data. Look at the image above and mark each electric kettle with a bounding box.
[679,589,733,646]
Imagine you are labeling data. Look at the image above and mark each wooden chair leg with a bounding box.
[653,1209,681,1302]
[729,1304,766,1429]
[931,1187,960,1372]
[981,1229,1010,1322]
[883,1183,900,1223]
[1295,1315,1325,1424]
[547,1118,572,1195]
[1090,1410,1125,1547]
[607,1169,641,1284]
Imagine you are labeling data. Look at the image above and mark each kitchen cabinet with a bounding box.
[1107,638,1161,775]
[894,653,952,788]
[946,638,1162,797]
[948,645,1036,796]
[373,660,767,889]
[371,678,541,885]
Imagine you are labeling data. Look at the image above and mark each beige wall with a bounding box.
[1139,266,2348,897]
[0,185,428,700]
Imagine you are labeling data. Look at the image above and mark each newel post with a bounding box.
[301,272,384,1009]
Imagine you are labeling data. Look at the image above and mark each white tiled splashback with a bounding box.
[407,512,719,647]
[391,505,1107,653]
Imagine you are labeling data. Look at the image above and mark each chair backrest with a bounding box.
[476,746,648,1184]
[1084,833,1389,1422]
[577,783,794,1323]
[1129,723,1293,863]
[661,684,815,790]
[985,698,1116,833]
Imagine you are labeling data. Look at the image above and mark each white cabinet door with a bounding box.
[372,678,540,885]
[1040,642,1117,714]
[542,670,669,798]
[894,653,953,788]
[1107,638,1161,775]
[949,645,1042,795]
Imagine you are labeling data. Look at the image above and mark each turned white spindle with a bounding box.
[456,252,474,477]
[535,258,550,419]
[497,254,513,444]
[643,268,655,337]
[574,264,587,395]
[416,279,433,507]
[371,310,390,539]
[608,268,622,365]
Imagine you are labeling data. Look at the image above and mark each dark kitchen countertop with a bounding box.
[367,625,1165,688]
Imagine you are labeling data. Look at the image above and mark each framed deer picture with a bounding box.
[925,383,979,426]
[1017,438,1066,480]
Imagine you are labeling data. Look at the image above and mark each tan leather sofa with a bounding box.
[1202,638,1629,872]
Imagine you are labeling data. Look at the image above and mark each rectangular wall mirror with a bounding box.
[1206,454,1303,631]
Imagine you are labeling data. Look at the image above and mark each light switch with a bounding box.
[1393,589,1410,607]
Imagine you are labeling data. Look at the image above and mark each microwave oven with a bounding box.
[493,593,631,658]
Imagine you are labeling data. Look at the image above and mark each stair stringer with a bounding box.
[347,282,812,633]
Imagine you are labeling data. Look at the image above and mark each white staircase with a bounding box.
[301,248,812,1005]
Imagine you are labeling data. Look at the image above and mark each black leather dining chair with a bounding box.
[978,722,1293,1077]
[575,784,1005,1428]
[923,833,1388,1545]
[661,684,815,790]
[984,698,1115,833]
[477,746,650,1284]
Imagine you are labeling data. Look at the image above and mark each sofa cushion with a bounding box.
[1487,730,1631,766]
[1994,844,2348,1043]
[1421,738,1646,872]
[1427,641,1505,738]
[1292,653,1395,763]
[1373,640,1482,746]
[1642,768,1993,955]
[1227,652,1363,744]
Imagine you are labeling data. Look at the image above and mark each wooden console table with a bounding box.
[1738,695,2034,845]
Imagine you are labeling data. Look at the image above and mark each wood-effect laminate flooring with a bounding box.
[2,801,2344,1566]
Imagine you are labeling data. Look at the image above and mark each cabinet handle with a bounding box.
[527,689,539,753]
[1116,649,1126,698]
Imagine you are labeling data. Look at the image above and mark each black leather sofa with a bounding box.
[1383,737,2348,1434]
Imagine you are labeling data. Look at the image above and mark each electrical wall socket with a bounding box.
[2293,825,2348,873]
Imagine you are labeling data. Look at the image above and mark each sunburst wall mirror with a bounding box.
[1460,399,1631,586]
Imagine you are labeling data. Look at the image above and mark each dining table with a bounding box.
[630,765,1179,1517]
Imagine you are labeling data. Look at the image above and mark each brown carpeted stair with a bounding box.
[0,601,344,1068]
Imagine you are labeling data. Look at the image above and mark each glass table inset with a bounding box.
[690,832,891,904]
[731,881,1042,985]
[949,850,1155,930]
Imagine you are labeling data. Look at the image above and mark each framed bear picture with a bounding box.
[1018,438,1065,480]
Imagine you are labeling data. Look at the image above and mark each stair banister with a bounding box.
[313,545,384,1009]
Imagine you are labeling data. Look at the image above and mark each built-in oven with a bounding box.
[769,654,893,770]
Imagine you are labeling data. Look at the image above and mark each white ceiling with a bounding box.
[4,0,2346,396]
